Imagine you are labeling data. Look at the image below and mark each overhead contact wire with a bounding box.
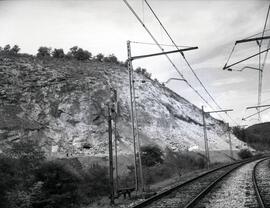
[122,0,216,111]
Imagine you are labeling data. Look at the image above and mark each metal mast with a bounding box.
[127,40,138,192]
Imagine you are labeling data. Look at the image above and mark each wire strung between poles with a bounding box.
[143,0,235,123]
[129,40,192,48]
[122,0,217,112]
[242,106,270,121]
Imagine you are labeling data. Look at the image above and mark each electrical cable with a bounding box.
[260,3,270,46]
[122,0,217,111]
[257,3,270,120]
[224,5,270,69]
[129,40,192,48]
[143,0,239,124]
[142,0,145,23]
[224,44,236,69]
[244,29,270,40]
[242,106,270,121]
[223,4,270,124]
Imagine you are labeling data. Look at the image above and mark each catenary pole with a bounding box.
[113,91,119,194]
[202,106,210,169]
[108,106,114,205]
[127,40,138,192]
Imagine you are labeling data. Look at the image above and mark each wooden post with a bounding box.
[127,40,138,192]
[108,106,114,205]
[202,106,210,169]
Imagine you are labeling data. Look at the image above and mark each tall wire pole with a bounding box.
[132,80,144,194]
[201,108,233,168]
[257,3,270,121]
[127,40,138,192]
[129,41,144,194]
[258,44,262,121]
[227,123,233,159]
[202,106,210,169]
[113,91,119,194]
[108,105,114,205]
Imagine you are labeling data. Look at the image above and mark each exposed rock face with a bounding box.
[0,54,245,157]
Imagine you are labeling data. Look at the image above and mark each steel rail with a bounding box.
[131,157,264,208]
[183,159,262,208]
[252,158,270,208]
[184,158,269,208]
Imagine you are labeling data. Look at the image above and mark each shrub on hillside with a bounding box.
[34,161,82,208]
[233,126,246,142]
[5,189,32,208]
[79,164,109,203]
[4,140,45,187]
[140,145,164,167]
[95,53,104,62]
[118,165,135,188]
[165,148,207,177]
[238,149,253,159]
[52,48,65,58]
[103,54,118,63]
[143,164,173,186]
[4,140,45,169]
[135,67,142,73]
[69,46,91,61]
[0,140,45,208]
[10,45,20,54]
[37,47,51,58]
[0,156,20,208]
[0,44,20,55]
[4,44,11,52]
[135,67,152,79]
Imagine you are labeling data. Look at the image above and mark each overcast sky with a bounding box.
[0,0,270,126]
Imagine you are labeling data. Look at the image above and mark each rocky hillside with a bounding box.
[0,54,245,157]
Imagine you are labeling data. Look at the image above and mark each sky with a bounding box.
[0,0,270,126]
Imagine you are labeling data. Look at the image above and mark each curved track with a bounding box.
[131,158,262,208]
[253,158,270,208]
[186,159,262,208]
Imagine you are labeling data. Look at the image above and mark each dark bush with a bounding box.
[143,164,173,185]
[0,156,20,208]
[141,145,164,167]
[79,164,109,203]
[4,140,45,187]
[135,67,142,73]
[34,161,82,208]
[52,48,65,58]
[37,47,51,58]
[0,44,20,55]
[238,149,253,159]
[165,148,207,177]
[69,46,91,61]
[95,53,104,62]
[4,44,11,52]
[103,54,118,63]
[5,189,32,208]
[118,165,135,188]
[10,45,20,54]
[4,140,45,168]
[0,140,45,208]
[75,48,91,60]
[135,67,152,79]
[233,126,246,142]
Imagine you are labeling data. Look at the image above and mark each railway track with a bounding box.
[253,158,270,208]
[188,159,262,208]
[131,158,263,208]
